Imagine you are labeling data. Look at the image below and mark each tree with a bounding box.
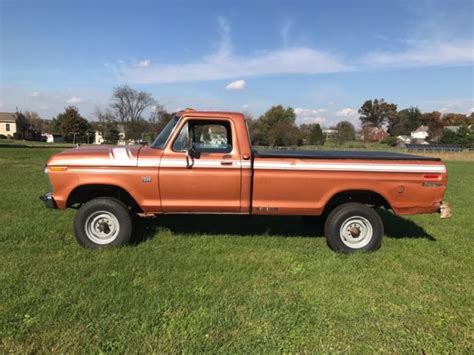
[359,99,397,128]
[388,107,422,136]
[125,119,147,140]
[335,121,356,144]
[110,85,156,125]
[443,113,468,126]
[53,106,89,143]
[244,114,265,146]
[148,104,173,137]
[440,129,456,144]
[420,111,444,143]
[440,124,474,148]
[23,111,44,134]
[104,124,121,144]
[467,112,474,125]
[257,105,299,146]
[14,111,30,140]
[308,123,325,145]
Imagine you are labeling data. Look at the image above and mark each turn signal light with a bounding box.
[423,174,440,179]
[48,166,68,172]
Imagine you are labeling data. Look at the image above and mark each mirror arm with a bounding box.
[186,151,194,168]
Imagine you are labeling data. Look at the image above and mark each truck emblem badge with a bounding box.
[142,176,152,183]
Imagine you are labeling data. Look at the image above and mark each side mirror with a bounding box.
[188,145,201,159]
[185,142,200,168]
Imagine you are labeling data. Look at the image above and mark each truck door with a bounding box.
[158,118,242,212]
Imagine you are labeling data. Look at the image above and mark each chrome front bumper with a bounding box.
[40,192,57,209]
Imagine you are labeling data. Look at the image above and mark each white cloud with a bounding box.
[364,39,474,67]
[423,98,474,114]
[336,108,358,118]
[66,96,83,104]
[468,107,474,114]
[30,91,41,97]
[225,79,246,90]
[119,17,350,84]
[135,59,151,68]
[122,46,350,84]
[294,108,328,125]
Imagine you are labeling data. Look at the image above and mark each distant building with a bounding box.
[445,125,460,133]
[411,125,429,140]
[94,131,105,144]
[42,133,64,143]
[322,128,338,139]
[362,126,388,142]
[93,124,125,145]
[0,112,17,137]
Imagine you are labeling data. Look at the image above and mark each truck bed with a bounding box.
[253,149,440,161]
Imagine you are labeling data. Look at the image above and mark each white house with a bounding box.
[94,131,105,144]
[0,112,17,137]
[322,128,338,139]
[93,128,125,144]
[411,126,429,140]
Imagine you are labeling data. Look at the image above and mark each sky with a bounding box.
[1,0,473,127]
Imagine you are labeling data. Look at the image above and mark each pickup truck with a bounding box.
[41,109,450,253]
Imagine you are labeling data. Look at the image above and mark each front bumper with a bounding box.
[40,192,57,209]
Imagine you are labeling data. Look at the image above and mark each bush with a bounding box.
[381,136,398,146]
[0,134,6,139]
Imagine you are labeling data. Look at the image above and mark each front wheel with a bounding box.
[73,197,133,248]
[324,203,383,253]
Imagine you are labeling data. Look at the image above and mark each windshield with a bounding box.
[151,116,180,149]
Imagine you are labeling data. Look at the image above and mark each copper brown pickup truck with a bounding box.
[41,109,450,253]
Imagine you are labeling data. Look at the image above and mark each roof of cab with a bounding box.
[178,109,245,119]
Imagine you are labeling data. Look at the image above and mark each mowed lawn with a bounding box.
[0,148,472,353]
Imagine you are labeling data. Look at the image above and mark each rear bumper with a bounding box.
[440,201,452,219]
[394,200,452,218]
[40,192,57,209]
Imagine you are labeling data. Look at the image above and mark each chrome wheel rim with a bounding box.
[339,216,373,249]
[84,210,120,245]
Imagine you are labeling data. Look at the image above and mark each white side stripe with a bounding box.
[57,157,444,173]
[110,148,136,166]
[253,161,446,173]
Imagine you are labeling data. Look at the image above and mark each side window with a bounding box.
[173,120,232,153]
[6,123,10,132]
[172,122,189,151]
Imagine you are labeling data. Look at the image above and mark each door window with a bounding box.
[173,120,232,153]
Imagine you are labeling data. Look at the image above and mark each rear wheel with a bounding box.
[73,197,133,248]
[324,203,383,253]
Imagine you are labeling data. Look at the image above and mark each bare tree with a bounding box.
[23,111,44,133]
[148,104,173,134]
[110,85,156,124]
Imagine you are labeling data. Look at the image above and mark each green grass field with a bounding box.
[0,148,472,352]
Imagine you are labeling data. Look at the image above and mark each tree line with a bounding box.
[8,86,474,148]
[358,98,474,146]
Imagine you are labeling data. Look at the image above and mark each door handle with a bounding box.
[221,161,233,166]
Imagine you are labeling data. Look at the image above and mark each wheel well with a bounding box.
[67,184,142,212]
[323,190,391,215]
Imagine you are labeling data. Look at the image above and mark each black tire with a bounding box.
[73,197,133,248]
[324,203,383,253]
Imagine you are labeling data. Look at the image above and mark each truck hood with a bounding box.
[47,145,143,167]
